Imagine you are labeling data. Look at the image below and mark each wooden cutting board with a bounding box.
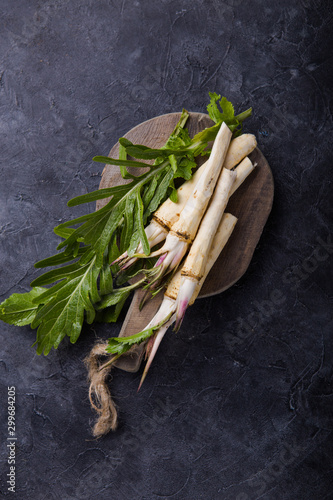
[97,112,274,372]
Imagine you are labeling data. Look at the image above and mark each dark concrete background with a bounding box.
[0,1,332,499]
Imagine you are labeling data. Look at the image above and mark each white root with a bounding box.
[153,132,256,230]
[135,122,232,289]
[175,165,238,329]
[191,213,238,301]
[164,157,255,301]
[164,213,238,302]
[115,133,256,268]
[143,231,189,283]
[117,219,168,270]
[138,315,175,391]
[153,159,208,230]
[181,168,236,282]
[136,138,257,384]
[166,213,238,303]
[174,213,237,330]
[171,122,232,242]
[223,133,257,170]
[138,213,238,388]
[230,157,256,196]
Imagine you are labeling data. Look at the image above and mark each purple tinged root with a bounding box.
[174,298,189,332]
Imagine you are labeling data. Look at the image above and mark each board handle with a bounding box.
[113,289,164,372]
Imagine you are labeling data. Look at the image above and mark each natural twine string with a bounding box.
[84,341,118,437]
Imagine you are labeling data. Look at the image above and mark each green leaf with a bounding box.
[105,313,172,356]
[57,199,126,267]
[105,325,156,356]
[31,258,100,355]
[142,174,158,209]
[164,108,189,146]
[0,287,47,326]
[93,155,152,169]
[188,122,222,155]
[127,231,140,258]
[31,281,67,306]
[188,102,252,156]
[99,255,113,296]
[67,185,130,207]
[135,190,150,255]
[169,154,178,173]
[173,157,196,181]
[31,262,85,287]
[207,93,235,124]
[115,258,144,286]
[96,270,146,311]
[220,96,235,121]
[144,167,174,216]
[96,286,133,309]
[157,109,191,152]
[119,138,188,160]
[55,197,119,230]
[56,159,170,264]
[168,183,178,203]
[34,247,88,268]
[207,92,223,123]
[108,235,120,266]
[119,192,136,253]
[53,226,76,239]
[118,143,136,180]
[162,130,191,150]
[95,291,130,323]
[231,107,253,137]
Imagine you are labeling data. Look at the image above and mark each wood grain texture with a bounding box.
[97,112,274,372]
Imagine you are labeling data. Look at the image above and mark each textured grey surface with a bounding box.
[0,1,332,499]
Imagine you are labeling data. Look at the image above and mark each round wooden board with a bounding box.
[97,112,274,297]
[97,112,274,372]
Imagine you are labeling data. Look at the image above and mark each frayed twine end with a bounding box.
[84,341,118,437]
